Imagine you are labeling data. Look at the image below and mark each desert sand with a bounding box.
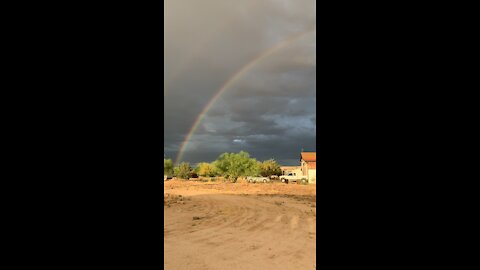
[164,180,316,270]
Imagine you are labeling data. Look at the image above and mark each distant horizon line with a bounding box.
[164,161,304,167]
[164,157,313,167]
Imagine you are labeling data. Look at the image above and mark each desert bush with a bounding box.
[174,162,191,179]
[196,162,217,177]
[259,159,282,177]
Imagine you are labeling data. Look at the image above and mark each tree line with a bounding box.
[164,151,282,182]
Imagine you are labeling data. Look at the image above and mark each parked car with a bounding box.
[246,176,271,183]
[280,172,306,184]
[269,175,280,180]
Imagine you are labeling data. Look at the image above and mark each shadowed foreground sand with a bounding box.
[164,180,316,270]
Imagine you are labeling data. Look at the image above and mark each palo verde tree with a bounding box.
[244,160,261,177]
[213,151,259,182]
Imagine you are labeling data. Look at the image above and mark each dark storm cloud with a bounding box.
[164,0,316,165]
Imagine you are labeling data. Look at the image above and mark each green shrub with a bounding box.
[174,162,191,180]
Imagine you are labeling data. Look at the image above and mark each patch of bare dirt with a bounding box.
[164,180,316,270]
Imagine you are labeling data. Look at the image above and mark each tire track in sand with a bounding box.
[164,193,316,270]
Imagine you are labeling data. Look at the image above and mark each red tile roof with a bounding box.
[301,152,316,162]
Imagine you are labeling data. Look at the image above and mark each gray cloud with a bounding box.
[164,0,316,165]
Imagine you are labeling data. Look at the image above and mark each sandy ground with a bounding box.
[164,180,316,270]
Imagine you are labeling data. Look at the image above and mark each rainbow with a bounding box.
[175,28,315,164]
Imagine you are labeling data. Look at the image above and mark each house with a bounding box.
[300,152,316,183]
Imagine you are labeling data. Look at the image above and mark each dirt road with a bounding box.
[164,180,316,270]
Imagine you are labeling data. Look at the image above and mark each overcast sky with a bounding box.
[164,0,316,166]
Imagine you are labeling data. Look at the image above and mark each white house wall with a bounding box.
[308,169,316,184]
